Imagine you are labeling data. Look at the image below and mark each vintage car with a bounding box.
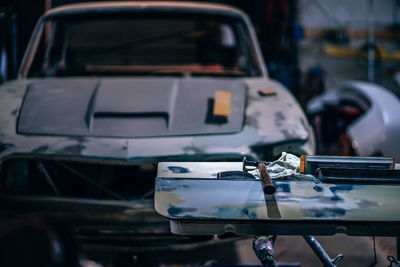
[0,1,314,260]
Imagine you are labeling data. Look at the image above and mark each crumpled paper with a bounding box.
[249,152,317,181]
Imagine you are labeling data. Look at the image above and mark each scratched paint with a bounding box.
[0,77,314,162]
[155,178,400,221]
[155,162,400,222]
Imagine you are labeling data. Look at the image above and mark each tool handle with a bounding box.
[258,163,276,194]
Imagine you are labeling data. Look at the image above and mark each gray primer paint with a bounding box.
[18,78,246,138]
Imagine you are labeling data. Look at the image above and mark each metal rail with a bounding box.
[303,236,343,267]
[36,161,61,196]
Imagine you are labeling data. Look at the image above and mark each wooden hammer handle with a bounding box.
[258,163,276,195]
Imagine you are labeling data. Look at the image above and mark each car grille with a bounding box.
[0,157,157,200]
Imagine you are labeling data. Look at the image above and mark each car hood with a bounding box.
[17,78,246,138]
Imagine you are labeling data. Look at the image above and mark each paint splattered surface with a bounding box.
[155,162,400,221]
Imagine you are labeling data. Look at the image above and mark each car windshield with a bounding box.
[27,13,261,77]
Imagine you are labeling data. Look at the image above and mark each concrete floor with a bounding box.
[235,236,397,267]
[157,235,397,266]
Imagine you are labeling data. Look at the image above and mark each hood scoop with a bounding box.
[18,78,246,138]
[84,80,174,134]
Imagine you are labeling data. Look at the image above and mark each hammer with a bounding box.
[243,157,276,195]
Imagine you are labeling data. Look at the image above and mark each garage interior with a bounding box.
[0,0,399,266]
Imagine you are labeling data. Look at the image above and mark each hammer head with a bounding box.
[242,157,261,171]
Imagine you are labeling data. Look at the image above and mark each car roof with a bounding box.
[43,1,247,19]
